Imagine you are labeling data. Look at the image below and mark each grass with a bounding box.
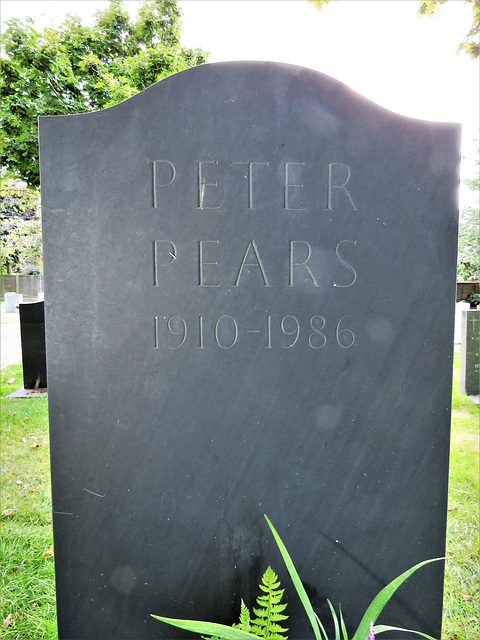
[442,357,479,640]
[0,356,478,639]
[1,363,56,639]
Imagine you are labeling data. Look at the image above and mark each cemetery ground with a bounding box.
[0,358,478,640]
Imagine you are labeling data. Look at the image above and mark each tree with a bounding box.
[418,0,480,59]
[457,151,480,281]
[0,0,208,187]
[0,174,42,274]
[310,0,480,59]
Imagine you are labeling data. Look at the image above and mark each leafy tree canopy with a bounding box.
[457,149,480,281]
[0,0,208,187]
[1,174,42,274]
[310,0,480,59]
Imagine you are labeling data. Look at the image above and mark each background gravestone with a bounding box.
[460,309,480,396]
[4,291,23,313]
[19,300,47,389]
[39,62,460,640]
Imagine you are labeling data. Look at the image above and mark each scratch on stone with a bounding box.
[85,487,108,498]
[54,511,74,516]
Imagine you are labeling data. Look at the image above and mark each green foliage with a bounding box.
[465,292,480,306]
[154,517,439,640]
[309,0,332,9]
[263,516,321,640]
[0,0,208,187]
[0,175,39,219]
[309,0,480,59]
[205,572,288,640]
[457,154,480,281]
[419,0,480,58]
[153,567,288,640]
[0,176,42,275]
[0,364,55,638]
[443,355,480,640]
[250,567,288,640]
[458,205,480,281]
[265,516,439,640]
[235,599,253,634]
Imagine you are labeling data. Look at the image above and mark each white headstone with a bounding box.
[4,292,24,313]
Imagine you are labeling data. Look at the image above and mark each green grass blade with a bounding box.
[327,599,340,640]
[339,604,349,640]
[264,515,322,640]
[351,558,442,640]
[151,615,261,640]
[374,624,437,640]
[314,612,331,640]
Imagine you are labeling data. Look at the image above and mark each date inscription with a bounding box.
[154,313,355,350]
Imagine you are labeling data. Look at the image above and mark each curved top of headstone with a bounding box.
[40,60,459,131]
[39,60,460,218]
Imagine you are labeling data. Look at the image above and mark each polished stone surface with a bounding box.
[39,62,460,639]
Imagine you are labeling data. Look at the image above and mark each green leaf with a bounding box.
[310,0,332,10]
[327,599,341,640]
[374,624,437,640]
[314,612,330,640]
[351,558,443,640]
[151,615,262,640]
[339,605,349,640]
[264,515,322,640]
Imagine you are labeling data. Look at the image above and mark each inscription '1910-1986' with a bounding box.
[154,313,355,350]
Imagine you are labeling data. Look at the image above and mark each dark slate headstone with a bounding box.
[460,310,480,396]
[39,62,460,640]
[19,300,47,389]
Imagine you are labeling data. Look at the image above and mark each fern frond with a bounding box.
[250,566,288,639]
[252,604,288,619]
[203,599,252,640]
[233,599,252,633]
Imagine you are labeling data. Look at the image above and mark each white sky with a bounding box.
[1,0,479,205]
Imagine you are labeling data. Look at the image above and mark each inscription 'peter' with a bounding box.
[151,160,358,211]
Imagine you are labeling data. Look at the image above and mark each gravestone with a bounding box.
[4,291,23,313]
[460,310,480,396]
[19,301,47,389]
[39,62,460,640]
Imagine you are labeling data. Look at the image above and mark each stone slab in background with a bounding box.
[39,62,460,640]
[4,291,23,313]
[460,309,480,396]
[19,301,47,389]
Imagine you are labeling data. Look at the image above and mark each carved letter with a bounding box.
[334,240,357,287]
[153,240,177,286]
[234,240,271,286]
[198,240,221,287]
[327,163,357,210]
[198,161,222,210]
[284,162,306,210]
[232,161,269,209]
[289,240,319,287]
[152,160,176,208]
